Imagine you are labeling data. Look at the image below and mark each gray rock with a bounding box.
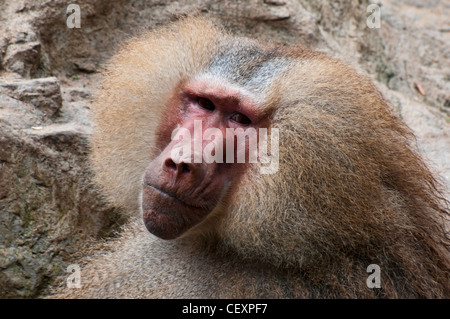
[0,77,62,119]
[3,41,41,78]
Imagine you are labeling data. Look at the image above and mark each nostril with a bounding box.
[164,158,192,174]
[181,163,191,173]
[164,158,177,171]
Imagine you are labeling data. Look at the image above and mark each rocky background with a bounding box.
[0,0,449,298]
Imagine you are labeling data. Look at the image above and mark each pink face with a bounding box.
[142,79,269,239]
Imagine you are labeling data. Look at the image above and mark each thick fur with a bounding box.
[57,17,449,298]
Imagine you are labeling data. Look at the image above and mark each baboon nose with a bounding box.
[164,158,192,175]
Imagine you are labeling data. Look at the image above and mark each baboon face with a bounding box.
[138,35,288,240]
[141,77,271,240]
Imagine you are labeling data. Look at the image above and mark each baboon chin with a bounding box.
[55,17,449,299]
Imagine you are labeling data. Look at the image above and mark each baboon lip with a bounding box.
[144,183,203,209]
[142,184,211,240]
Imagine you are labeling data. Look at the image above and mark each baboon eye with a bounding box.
[197,97,215,111]
[231,113,251,125]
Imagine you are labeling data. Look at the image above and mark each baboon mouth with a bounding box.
[142,184,211,239]
[144,184,201,209]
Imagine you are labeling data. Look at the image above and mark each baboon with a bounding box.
[55,17,449,298]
